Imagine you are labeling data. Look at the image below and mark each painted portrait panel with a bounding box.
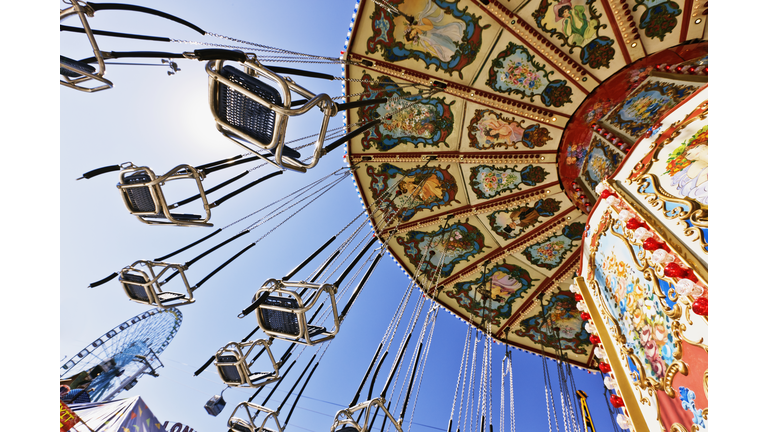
[366,0,489,78]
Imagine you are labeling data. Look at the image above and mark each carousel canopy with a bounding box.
[341,0,706,370]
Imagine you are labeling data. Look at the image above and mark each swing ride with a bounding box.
[59,0,709,431]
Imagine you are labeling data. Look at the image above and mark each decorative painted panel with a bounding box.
[365,0,493,80]
[367,162,461,222]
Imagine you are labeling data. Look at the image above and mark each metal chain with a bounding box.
[545,385,553,432]
[509,357,516,432]
[450,325,472,426]
[241,170,346,232]
[371,0,401,16]
[220,166,346,230]
[488,323,492,432]
[205,32,340,61]
[406,302,439,432]
[500,359,505,432]
[466,333,479,432]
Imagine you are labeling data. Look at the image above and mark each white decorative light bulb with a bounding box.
[633,227,653,242]
[651,249,675,265]
[604,376,617,390]
[616,414,631,430]
[675,279,704,297]
[606,196,618,206]
[594,347,607,359]
[595,182,607,195]
[618,210,631,222]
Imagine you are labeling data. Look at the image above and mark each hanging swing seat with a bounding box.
[227,402,283,432]
[253,279,339,346]
[214,340,281,388]
[60,2,113,92]
[119,260,195,308]
[331,397,403,432]
[206,58,338,173]
[117,163,213,227]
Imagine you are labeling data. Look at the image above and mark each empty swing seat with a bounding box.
[206,58,337,172]
[331,398,403,432]
[117,165,212,227]
[253,279,339,346]
[60,2,113,92]
[218,66,282,147]
[259,297,327,338]
[119,261,195,308]
[227,402,283,432]
[216,355,276,387]
[214,341,281,389]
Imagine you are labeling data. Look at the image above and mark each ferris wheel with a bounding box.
[60,307,183,402]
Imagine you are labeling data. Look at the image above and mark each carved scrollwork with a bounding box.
[662,360,689,397]
[643,268,682,320]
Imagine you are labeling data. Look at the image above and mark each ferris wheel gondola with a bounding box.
[60,307,182,402]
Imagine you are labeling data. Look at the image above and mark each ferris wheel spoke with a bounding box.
[60,307,182,401]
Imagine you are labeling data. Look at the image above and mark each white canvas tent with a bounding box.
[68,395,167,432]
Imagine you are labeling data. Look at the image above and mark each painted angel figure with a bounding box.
[403,0,467,62]
[669,144,708,205]
[665,127,708,206]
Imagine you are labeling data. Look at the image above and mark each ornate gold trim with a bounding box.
[608,179,708,285]
[703,370,708,399]
[576,276,651,432]
[662,360,689,398]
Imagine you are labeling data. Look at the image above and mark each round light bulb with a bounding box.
[633,227,653,242]
[675,278,704,297]
[618,210,631,222]
[595,183,607,195]
[651,249,675,265]
[617,414,631,430]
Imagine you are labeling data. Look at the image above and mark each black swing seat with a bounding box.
[118,262,195,308]
[121,273,187,303]
[60,55,96,78]
[117,165,213,227]
[229,419,278,432]
[216,355,276,386]
[218,66,281,148]
[259,296,327,338]
[214,340,281,388]
[121,172,203,221]
[216,66,303,161]
[335,427,360,432]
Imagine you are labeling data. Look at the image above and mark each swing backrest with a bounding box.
[259,296,302,335]
[60,55,96,78]
[122,172,157,213]
[216,355,244,384]
[218,66,282,145]
[121,273,151,302]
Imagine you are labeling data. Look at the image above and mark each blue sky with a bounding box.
[45,1,727,431]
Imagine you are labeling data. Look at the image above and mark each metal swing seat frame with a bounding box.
[331,397,403,432]
[117,163,213,227]
[214,340,281,389]
[205,56,338,173]
[119,260,196,308]
[227,401,284,432]
[254,278,340,347]
[60,1,114,92]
